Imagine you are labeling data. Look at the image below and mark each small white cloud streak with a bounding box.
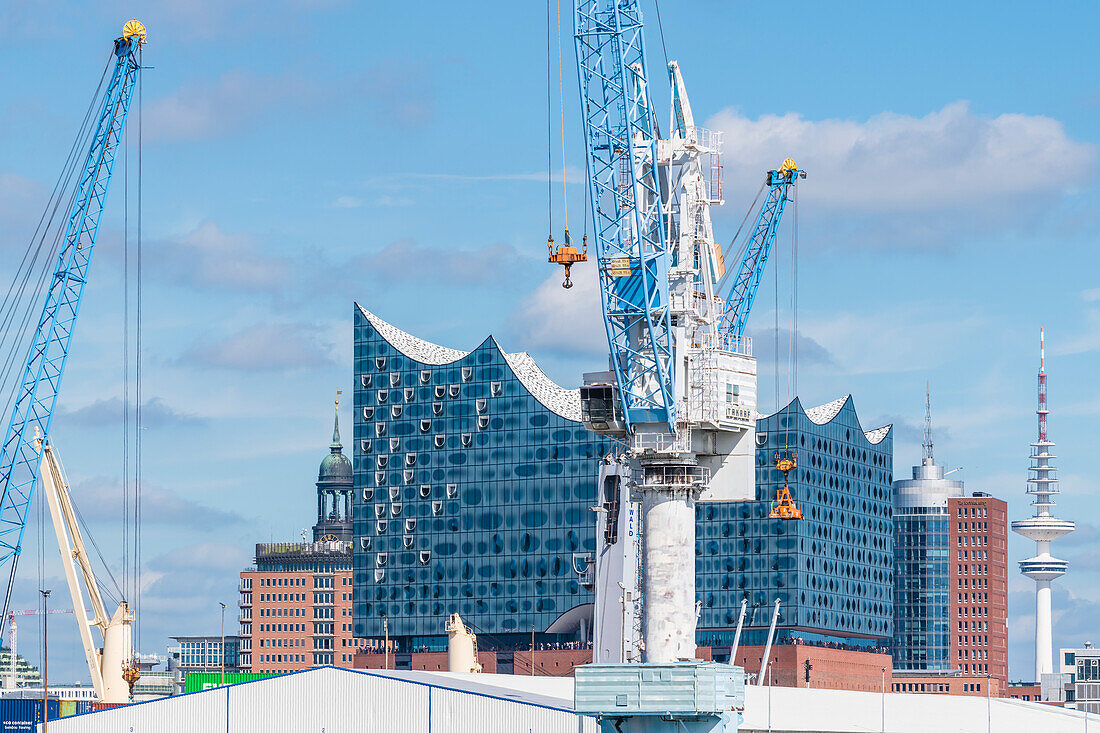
[708,101,1096,213]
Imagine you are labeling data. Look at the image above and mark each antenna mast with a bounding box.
[922,381,934,465]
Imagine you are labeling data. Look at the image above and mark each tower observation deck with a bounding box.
[1011,328,1074,680]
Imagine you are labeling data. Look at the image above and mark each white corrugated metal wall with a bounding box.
[45,668,597,733]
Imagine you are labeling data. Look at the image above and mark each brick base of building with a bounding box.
[352,644,893,692]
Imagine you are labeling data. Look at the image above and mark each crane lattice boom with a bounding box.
[0,25,144,621]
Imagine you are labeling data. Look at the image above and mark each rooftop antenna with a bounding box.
[922,381,934,465]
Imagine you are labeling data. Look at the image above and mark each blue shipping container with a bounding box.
[0,699,61,732]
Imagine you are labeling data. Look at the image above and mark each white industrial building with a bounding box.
[46,666,1097,732]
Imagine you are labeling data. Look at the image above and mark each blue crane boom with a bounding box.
[574,0,674,433]
[718,161,805,344]
[0,24,145,620]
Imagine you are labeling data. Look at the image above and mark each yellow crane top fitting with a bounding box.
[548,228,587,289]
[122,20,147,44]
[778,157,798,174]
[769,451,803,521]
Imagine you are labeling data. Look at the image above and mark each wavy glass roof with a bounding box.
[764,395,892,445]
[356,305,582,421]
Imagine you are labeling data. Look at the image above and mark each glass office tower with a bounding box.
[351,305,612,649]
[891,458,963,670]
[697,396,894,648]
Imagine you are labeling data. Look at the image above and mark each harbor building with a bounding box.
[351,305,613,648]
[167,635,242,694]
[351,307,896,658]
[240,406,365,673]
[1057,642,1100,713]
[697,396,894,650]
[891,392,1008,688]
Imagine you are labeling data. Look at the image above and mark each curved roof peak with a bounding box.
[355,304,581,422]
[805,395,850,425]
[766,395,892,446]
[357,305,468,365]
[863,424,892,445]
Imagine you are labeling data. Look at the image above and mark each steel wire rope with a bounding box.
[123,66,131,618]
[714,182,766,298]
[0,56,109,336]
[0,67,108,427]
[556,0,569,226]
[546,0,554,237]
[134,53,144,655]
[69,497,124,609]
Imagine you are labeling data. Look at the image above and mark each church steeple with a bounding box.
[314,392,353,543]
[331,396,342,450]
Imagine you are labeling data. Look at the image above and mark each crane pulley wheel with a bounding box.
[122,20,147,43]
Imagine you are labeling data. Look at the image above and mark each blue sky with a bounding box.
[1,0,1099,682]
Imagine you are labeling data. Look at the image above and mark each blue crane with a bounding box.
[574,0,674,433]
[718,160,805,345]
[0,22,146,620]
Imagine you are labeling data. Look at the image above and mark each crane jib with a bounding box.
[0,35,142,622]
[576,0,674,433]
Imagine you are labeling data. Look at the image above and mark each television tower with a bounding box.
[1012,328,1074,681]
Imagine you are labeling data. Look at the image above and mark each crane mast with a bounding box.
[576,1,803,671]
[0,22,145,622]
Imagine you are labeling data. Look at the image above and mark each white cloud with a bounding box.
[408,165,586,185]
[144,70,306,142]
[329,195,364,209]
[374,194,413,207]
[506,268,607,358]
[800,305,987,375]
[180,322,338,371]
[709,101,1096,214]
[353,239,531,286]
[70,477,241,527]
[328,194,413,209]
[157,221,291,295]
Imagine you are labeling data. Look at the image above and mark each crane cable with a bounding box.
[546,0,553,237]
[714,181,766,297]
[122,45,145,657]
[556,0,568,225]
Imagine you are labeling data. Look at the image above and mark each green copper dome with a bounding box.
[319,409,352,482]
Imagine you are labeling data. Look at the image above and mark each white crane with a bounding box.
[4,608,73,688]
[36,435,136,703]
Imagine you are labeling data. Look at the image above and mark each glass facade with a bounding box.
[351,308,893,650]
[892,508,951,669]
[696,397,894,647]
[352,306,612,647]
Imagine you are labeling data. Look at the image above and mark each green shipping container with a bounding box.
[183,671,280,693]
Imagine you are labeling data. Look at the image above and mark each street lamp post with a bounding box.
[41,590,51,733]
[990,669,998,730]
[219,603,227,686]
[881,667,886,733]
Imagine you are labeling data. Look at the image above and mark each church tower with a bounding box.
[313,398,353,542]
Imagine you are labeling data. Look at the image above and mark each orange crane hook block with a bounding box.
[548,228,587,289]
[769,451,803,520]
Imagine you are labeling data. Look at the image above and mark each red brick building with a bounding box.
[239,405,364,673]
[949,494,1009,687]
[240,544,365,673]
[891,673,1001,696]
[354,644,892,692]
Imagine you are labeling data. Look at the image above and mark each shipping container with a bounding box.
[0,699,60,733]
[91,701,126,711]
[183,671,279,694]
[58,700,94,717]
